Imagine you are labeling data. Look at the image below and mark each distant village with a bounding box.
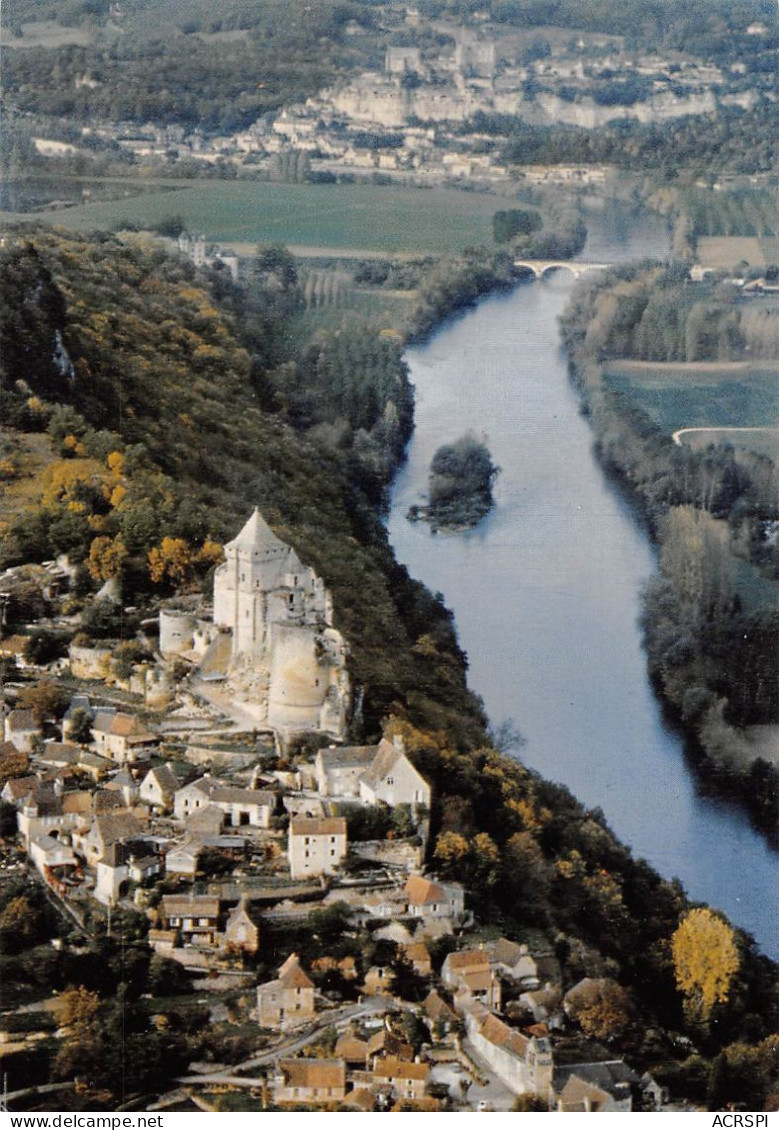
[39,8,772,194]
[0,508,675,1111]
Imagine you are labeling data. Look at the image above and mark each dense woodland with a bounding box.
[559,264,779,835]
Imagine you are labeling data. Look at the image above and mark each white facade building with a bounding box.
[288,816,347,879]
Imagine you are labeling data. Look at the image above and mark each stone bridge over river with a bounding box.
[513,258,610,279]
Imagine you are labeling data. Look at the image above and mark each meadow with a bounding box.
[18,180,502,255]
[603,361,779,444]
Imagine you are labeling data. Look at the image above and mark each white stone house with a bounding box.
[139,764,180,810]
[314,737,431,810]
[3,709,40,754]
[459,997,553,1097]
[28,833,78,880]
[314,744,376,797]
[94,839,162,905]
[288,816,347,879]
[165,838,201,876]
[358,738,431,809]
[173,777,275,827]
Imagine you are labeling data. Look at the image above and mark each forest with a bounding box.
[559,263,779,835]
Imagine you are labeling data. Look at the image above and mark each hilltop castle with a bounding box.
[160,510,349,739]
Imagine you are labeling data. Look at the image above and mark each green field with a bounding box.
[13,180,502,255]
[603,362,779,442]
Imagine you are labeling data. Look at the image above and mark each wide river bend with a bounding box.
[386,202,778,958]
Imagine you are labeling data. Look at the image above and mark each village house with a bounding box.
[485,937,541,988]
[1,773,38,806]
[335,1031,370,1065]
[173,776,275,828]
[459,997,554,1097]
[3,709,40,754]
[16,784,92,846]
[358,738,431,809]
[363,965,395,995]
[441,948,502,1010]
[402,941,432,977]
[164,838,201,876]
[257,953,315,1028]
[272,1058,346,1105]
[372,1056,430,1102]
[34,741,111,782]
[0,738,25,771]
[404,875,465,921]
[288,816,347,879]
[159,893,221,946]
[93,789,126,814]
[367,1029,413,1065]
[92,712,158,763]
[94,838,162,905]
[222,898,260,954]
[551,1061,639,1112]
[314,744,375,797]
[79,809,144,865]
[314,736,431,809]
[28,833,78,883]
[139,763,180,810]
[104,766,139,806]
[518,983,565,1029]
[422,989,457,1031]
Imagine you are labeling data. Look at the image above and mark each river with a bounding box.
[386,200,778,958]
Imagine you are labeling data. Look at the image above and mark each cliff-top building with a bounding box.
[161,509,349,739]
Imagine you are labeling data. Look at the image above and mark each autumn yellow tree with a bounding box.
[433,830,470,872]
[197,538,223,569]
[672,908,740,1025]
[148,536,194,588]
[87,535,127,582]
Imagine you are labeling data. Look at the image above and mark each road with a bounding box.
[177,997,400,1087]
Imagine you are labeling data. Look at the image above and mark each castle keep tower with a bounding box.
[213,508,330,659]
[210,510,349,737]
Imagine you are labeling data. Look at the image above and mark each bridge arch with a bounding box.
[538,262,579,280]
[513,259,609,281]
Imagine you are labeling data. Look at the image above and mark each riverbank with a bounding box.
[558,264,779,842]
[387,228,778,960]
